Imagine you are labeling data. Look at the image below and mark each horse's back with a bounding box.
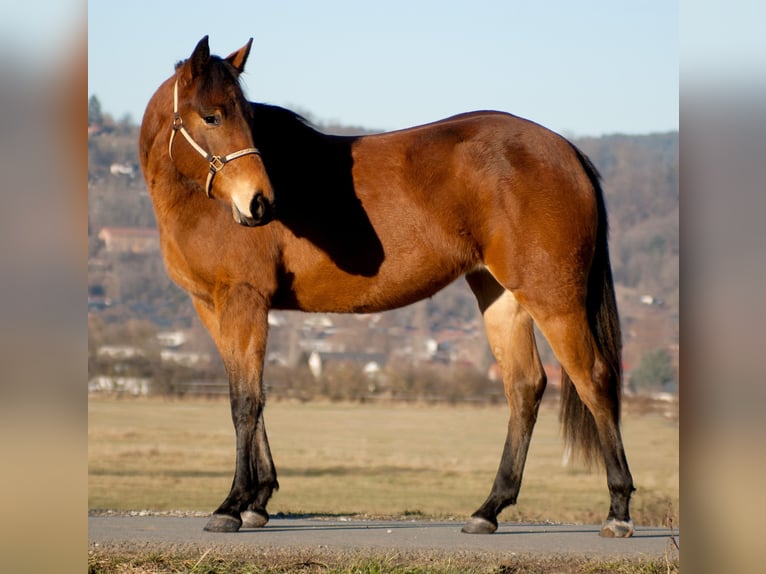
[348,110,599,289]
[354,110,592,209]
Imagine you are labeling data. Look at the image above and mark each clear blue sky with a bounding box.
[87,1,679,136]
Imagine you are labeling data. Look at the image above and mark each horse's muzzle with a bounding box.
[232,192,274,227]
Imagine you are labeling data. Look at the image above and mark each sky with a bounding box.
[86,0,679,137]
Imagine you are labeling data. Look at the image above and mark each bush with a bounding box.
[630,348,676,392]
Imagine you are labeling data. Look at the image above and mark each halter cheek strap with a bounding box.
[169,78,261,198]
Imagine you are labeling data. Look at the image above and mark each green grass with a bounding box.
[88,397,678,526]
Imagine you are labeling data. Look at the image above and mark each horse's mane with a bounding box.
[250,103,324,141]
[248,102,352,168]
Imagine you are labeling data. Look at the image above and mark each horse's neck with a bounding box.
[145,147,212,232]
[251,104,352,193]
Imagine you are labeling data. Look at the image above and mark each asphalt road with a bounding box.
[88,515,677,560]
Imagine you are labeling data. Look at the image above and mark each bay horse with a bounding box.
[139,36,634,538]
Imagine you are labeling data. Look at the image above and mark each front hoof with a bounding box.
[204,513,242,532]
[241,509,269,528]
[599,519,634,538]
[461,516,497,534]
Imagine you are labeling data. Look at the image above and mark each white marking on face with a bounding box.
[229,182,255,219]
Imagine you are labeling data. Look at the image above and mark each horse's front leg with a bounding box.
[240,409,279,528]
[201,286,277,533]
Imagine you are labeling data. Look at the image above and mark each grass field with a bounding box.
[88,396,678,527]
[88,550,679,574]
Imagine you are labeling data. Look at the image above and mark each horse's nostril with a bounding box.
[251,193,265,218]
[250,192,273,224]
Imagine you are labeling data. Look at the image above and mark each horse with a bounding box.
[139,36,635,538]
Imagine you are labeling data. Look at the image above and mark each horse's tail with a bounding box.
[559,146,623,467]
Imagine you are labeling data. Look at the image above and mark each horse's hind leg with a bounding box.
[462,270,547,534]
[521,297,635,537]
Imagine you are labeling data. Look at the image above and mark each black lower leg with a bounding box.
[604,453,634,522]
[241,409,279,528]
[205,390,261,531]
[597,423,636,538]
[477,441,520,521]
[463,422,530,534]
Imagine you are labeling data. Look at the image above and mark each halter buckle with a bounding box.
[210,156,225,172]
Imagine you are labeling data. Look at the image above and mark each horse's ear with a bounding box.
[188,36,210,79]
[225,38,253,75]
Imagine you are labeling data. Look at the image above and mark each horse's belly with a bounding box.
[272,258,469,314]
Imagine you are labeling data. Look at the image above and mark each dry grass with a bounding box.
[88,548,678,574]
[88,397,678,526]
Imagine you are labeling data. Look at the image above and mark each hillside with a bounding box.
[88,99,678,398]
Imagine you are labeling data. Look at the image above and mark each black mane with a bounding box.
[250,103,330,148]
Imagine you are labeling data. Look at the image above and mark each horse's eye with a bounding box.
[203,113,222,126]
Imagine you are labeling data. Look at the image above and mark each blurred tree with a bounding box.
[88,95,103,126]
[631,348,676,391]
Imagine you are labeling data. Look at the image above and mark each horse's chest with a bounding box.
[160,232,217,298]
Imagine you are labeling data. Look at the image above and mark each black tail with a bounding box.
[560,146,623,467]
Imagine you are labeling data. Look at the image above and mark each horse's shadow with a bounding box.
[253,104,385,277]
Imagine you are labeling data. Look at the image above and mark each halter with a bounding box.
[169,77,261,198]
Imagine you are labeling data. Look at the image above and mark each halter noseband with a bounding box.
[169,77,261,198]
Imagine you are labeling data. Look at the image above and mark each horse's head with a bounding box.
[165,36,274,226]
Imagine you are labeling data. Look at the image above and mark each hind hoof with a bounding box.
[599,519,634,538]
[241,509,269,528]
[204,513,242,532]
[461,516,497,534]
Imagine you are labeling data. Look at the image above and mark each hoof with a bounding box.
[204,513,242,533]
[241,509,269,528]
[599,519,634,538]
[461,516,497,534]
